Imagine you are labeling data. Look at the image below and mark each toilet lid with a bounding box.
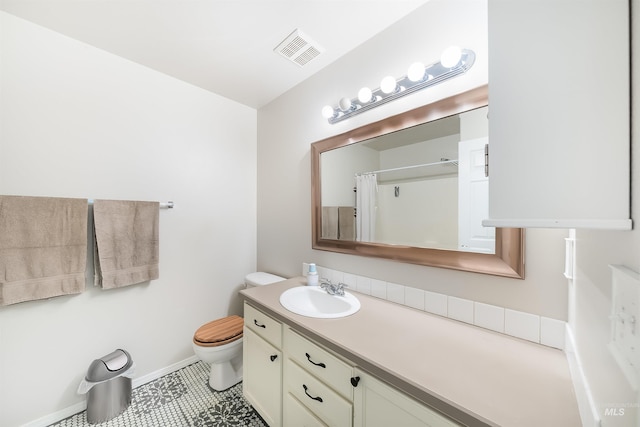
[193,315,244,347]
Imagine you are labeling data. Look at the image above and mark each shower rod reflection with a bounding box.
[88,199,174,209]
[355,159,458,176]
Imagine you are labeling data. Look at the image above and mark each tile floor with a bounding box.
[50,361,266,426]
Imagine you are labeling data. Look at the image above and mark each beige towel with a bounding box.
[93,200,159,289]
[338,207,356,241]
[0,195,88,306]
[321,206,339,239]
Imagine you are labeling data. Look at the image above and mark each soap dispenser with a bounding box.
[307,263,319,286]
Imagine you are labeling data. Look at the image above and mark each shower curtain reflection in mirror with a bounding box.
[356,173,378,242]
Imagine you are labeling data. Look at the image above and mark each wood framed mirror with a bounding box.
[311,85,525,278]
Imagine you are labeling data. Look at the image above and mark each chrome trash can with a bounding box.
[82,349,134,424]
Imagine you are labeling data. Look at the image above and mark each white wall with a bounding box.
[321,144,377,207]
[377,177,458,249]
[460,106,489,140]
[257,0,568,320]
[376,134,460,248]
[568,4,640,426]
[0,12,257,427]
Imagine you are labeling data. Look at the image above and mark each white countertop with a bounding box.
[240,277,581,427]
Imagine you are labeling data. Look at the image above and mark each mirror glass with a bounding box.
[320,106,494,254]
[311,86,525,278]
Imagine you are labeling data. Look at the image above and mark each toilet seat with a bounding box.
[193,315,244,347]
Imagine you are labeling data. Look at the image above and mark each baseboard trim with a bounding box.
[565,324,601,427]
[21,402,87,427]
[23,355,200,427]
[131,355,199,388]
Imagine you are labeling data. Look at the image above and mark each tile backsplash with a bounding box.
[474,302,505,334]
[306,264,565,350]
[448,296,475,324]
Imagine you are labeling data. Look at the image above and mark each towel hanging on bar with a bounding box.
[0,195,88,306]
[92,199,160,289]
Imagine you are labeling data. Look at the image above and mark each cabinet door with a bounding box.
[353,372,460,427]
[243,327,281,426]
[485,0,630,229]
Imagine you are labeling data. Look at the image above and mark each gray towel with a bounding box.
[93,200,159,289]
[0,195,88,306]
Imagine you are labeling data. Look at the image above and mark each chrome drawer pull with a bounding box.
[305,352,326,368]
[253,319,266,328]
[303,384,323,403]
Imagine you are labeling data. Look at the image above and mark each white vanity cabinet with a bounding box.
[243,303,283,427]
[353,371,460,427]
[485,0,631,229]
[244,302,462,427]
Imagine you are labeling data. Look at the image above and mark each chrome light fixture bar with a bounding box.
[322,47,476,124]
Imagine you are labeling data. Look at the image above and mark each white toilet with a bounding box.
[192,272,285,390]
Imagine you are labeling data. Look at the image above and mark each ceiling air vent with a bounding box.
[274,29,324,67]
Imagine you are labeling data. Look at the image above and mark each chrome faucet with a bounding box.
[320,278,347,296]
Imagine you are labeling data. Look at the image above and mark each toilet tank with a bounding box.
[245,272,285,288]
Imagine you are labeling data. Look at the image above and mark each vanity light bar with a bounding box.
[322,47,476,124]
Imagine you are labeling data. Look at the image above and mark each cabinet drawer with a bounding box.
[244,302,282,348]
[285,358,352,427]
[284,327,354,400]
[284,393,328,427]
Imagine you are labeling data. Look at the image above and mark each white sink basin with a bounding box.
[279,286,361,318]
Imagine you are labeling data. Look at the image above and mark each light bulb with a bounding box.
[358,87,373,103]
[321,105,335,119]
[407,62,426,82]
[338,97,352,112]
[380,76,397,94]
[440,46,462,68]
